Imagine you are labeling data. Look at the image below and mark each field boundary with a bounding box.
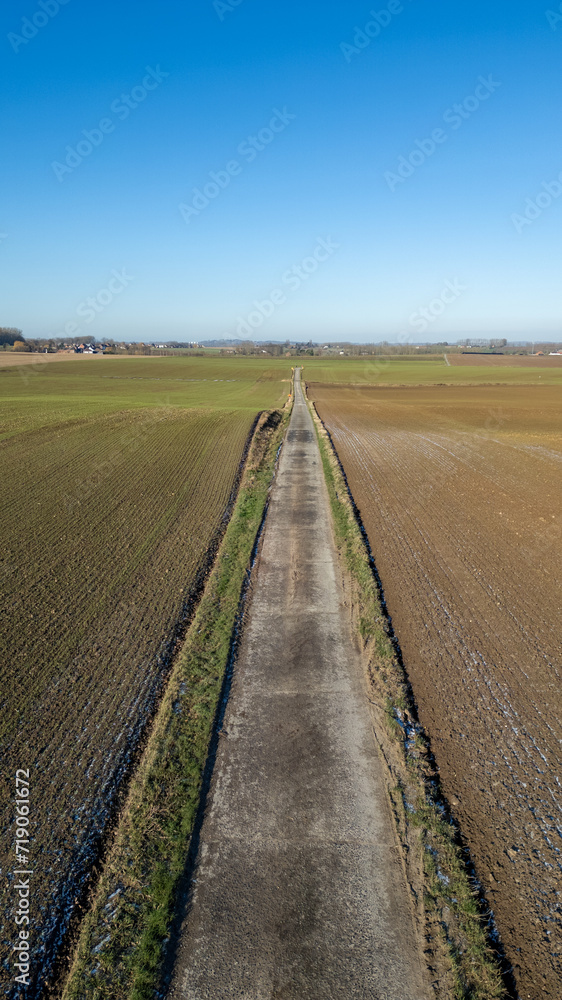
[61,402,291,1000]
[306,389,511,1000]
[32,409,263,998]
[306,378,558,388]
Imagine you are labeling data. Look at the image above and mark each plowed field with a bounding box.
[310,383,561,999]
[0,357,289,995]
[448,354,562,368]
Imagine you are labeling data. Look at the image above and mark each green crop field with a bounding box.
[0,356,290,992]
[0,355,290,440]
[301,354,562,385]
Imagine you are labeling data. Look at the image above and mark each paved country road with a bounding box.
[167,370,431,1000]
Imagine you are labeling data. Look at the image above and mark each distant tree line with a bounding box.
[0,328,24,347]
[2,328,560,357]
[461,338,507,349]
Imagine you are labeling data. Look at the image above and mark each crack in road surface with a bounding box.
[167,370,430,999]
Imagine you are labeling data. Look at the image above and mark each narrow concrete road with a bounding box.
[168,371,430,1000]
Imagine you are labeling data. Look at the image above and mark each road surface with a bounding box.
[167,370,430,999]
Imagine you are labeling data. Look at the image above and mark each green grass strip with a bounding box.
[308,398,506,1000]
[62,407,289,1000]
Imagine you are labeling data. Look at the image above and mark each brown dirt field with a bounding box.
[0,353,158,369]
[449,353,562,368]
[310,383,562,1000]
[0,352,104,367]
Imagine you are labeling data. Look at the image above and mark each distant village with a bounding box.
[63,341,201,354]
[1,328,562,357]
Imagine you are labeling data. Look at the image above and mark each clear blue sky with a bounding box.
[1,0,560,343]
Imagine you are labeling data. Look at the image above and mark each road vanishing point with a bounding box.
[168,370,430,999]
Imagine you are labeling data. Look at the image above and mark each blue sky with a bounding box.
[0,0,560,343]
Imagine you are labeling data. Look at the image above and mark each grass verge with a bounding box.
[62,405,289,1000]
[307,395,507,1000]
